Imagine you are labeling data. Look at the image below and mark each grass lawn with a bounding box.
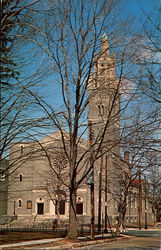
[0,231,66,244]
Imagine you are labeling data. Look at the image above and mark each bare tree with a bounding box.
[139,7,161,104]
[23,0,131,239]
[0,0,47,171]
[0,0,48,217]
[110,7,161,231]
[106,93,160,234]
[4,0,160,241]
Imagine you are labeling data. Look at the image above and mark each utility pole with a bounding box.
[138,167,142,230]
[89,122,95,240]
[104,155,108,233]
[98,151,103,233]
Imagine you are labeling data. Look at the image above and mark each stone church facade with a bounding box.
[6,36,154,227]
[7,132,91,224]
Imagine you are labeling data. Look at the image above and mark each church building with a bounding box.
[5,35,154,228]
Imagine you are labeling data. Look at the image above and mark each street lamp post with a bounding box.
[104,155,108,233]
[86,170,95,239]
[98,152,103,233]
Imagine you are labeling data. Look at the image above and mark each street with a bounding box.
[73,230,161,250]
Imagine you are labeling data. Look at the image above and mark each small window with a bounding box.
[20,146,24,154]
[0,173,5,181]
[98,105,104,116]
[20,174,22,182]
[91,130,95,140]
[98,105,101,115]
[18,199,22,208]
[102,105,104,115]
[27,200,32,209]
[37,196,44,202]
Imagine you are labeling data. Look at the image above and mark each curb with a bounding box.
[38,235,133,249]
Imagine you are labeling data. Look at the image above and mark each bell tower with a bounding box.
[88,34,120,151]
[88,34,120,223]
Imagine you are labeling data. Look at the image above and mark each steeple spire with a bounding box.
[101,32,109,55]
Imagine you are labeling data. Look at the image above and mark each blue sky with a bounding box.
[123,0,160,16]
[2,0,160,160]
[19,0,161,79]
[13,0,161,133]
[24,0,160,111]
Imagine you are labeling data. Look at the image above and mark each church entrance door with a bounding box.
[37,203,44,215]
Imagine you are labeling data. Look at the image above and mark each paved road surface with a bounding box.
[74,230,161,250]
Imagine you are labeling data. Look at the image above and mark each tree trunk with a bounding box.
[57,202,61,226]
[122,207,126,230]
[115,211,122,236]
[67,188,78,240]
[153,208,157,228]
[122,197,127,230]
[115,202,124,236]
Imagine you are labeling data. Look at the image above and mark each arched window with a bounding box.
[18,199,22,208]
[37,196,44,215]
[59,200,65,215]
[19,174,23,182]
[76,196,83,214]
[55,200,65,215]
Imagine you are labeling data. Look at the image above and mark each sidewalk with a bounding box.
[0,233,131,250]
[0,238,63,249]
